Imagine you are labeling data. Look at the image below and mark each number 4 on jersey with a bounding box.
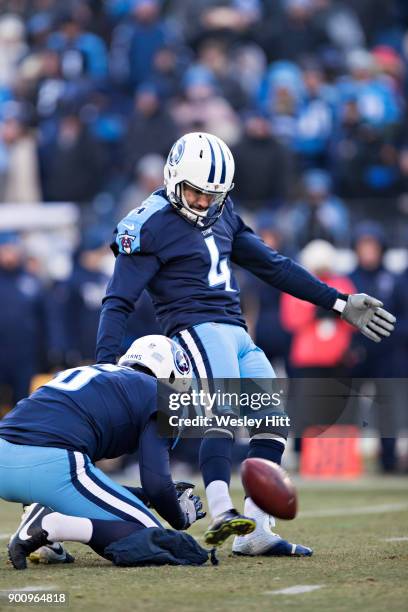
[205,235,235,292]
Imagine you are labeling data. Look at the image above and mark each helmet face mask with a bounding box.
[164,132,235,229]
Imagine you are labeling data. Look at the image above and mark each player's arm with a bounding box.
[138,417,205,530]
[96,253,160,363]
[231,215,395,342]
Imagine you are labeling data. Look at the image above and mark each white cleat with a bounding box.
[232,511,313,557]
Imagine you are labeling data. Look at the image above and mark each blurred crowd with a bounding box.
[0,0,408,470]
[0,1,407,226]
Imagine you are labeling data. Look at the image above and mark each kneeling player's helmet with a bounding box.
[164,132,235,228]
[118,335,191,390]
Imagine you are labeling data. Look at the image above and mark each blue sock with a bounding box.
[199,436,233,487]
[247,438,285,465]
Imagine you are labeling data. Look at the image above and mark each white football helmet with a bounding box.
[164,132,235,228]
[118,335,191,390]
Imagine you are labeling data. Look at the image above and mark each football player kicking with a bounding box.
[0,336,206,570]
[96,132,396,556]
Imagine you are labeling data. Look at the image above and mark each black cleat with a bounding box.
[204,509,256,547]
[8,504,52,570]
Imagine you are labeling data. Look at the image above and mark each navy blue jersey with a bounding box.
[0,364,156,462]
[96,189,340,364]
[0,364,188,529]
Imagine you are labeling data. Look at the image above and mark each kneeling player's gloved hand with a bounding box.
[178,489,206,528]
[174,481,196,498]
[341,293,396,343]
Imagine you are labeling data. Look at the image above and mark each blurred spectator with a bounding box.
[198,38,248,110]
[278,169,350,249]
[349,222,398,377]
[0,232,52,404]
[240,213,292,375]
[312,0,365,52]
[294,59,335,168]
[123,83,177,177]
[119,153,164,218]
[392,262,408,378]
[0,14,27,88]
[149,43,189,100]
[348,221,399,472]
[0,112,42,203]
[268,0,328,63]
[230,43,267,103]
[110,0,169,91]
[339,48,401,129]
[168,0,261,49]
[280,239,356,375]
[258,61,303,146]
[47,10,108,81]
[41,112,107,203]
[232,111,294,210]
[51,228,110,365]
[170,65,240,144]
[34,50,67,120]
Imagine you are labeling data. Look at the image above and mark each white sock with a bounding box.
[42,512,93,544]
[244,497,276,530]
[206,480,233,518]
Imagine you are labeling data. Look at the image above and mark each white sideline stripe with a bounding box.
[299,502,408,518]
[74,452,157,528]
[1,586,59,593]
[0,533,10,540]
[265,585,324,596]
[383,536,408,542]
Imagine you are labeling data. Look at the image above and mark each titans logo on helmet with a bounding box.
[173,348,191,375]
[168,139,185,166]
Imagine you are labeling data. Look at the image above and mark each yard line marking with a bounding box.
[299,502,408,518]
[382,536,408,542]
[0,586,59,593]
[0,533,10,540]
[265,585,324,596]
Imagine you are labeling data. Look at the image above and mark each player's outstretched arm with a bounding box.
[333,293,396,343]
[138,418,205,530]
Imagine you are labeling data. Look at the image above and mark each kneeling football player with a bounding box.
[0,336,206,569]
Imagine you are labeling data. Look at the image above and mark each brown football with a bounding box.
[241,458,297,520]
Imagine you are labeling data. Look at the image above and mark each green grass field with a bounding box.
[0,477,407,612]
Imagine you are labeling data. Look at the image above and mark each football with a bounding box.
[241,458,297,520]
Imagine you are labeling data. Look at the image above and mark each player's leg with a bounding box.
[174,324,255,545]
[233,333,312,556]
[8,502,148,569]
[0,440,162,568]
